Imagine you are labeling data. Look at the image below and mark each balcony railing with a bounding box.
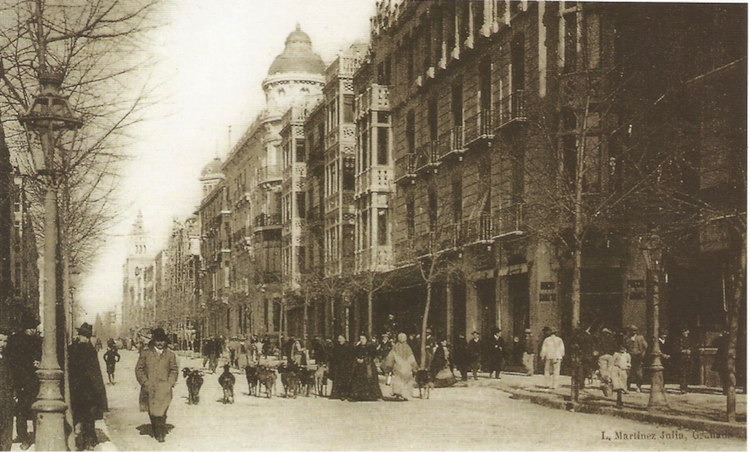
[394,153,417,185]
[356,84,391,120]
[464,213,495,244]
[256,165,281,187]
[465,108,494,147]
[415,141,439,174]
[439,126,466,161]
[253,213,282,229]
[493,203,525,239]
[495,90,527,130]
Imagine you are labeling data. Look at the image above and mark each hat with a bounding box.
[77,323,93,338]
[524,328,532,334]
[542,326,552,333]
[21,311,40,330]
[491,327,501,335]
[152,328,169,342]
[628,325,638,331]
[472,331,480,335]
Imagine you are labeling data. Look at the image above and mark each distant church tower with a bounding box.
[122,211,155,337]
[199,158,225,199]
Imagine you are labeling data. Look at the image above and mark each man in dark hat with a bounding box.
[624,324,648,393]
[6,312,41,450]
[135,328,178,443]
[0,328,13,451]
[69,323,108,451]
[486,327,505,379]
[468,331,482,380]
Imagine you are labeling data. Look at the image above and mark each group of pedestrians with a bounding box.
[328,334,383,401]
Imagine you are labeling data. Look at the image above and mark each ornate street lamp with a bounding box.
[19,69,82,451]
[640,234,670,411]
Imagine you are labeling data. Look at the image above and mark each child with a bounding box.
[612,344,631,408]
[103,341,121,385]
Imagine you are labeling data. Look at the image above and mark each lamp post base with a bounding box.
[32,368,67,451]
[647,364,670,412]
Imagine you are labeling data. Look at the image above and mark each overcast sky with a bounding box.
[77,0,375,320]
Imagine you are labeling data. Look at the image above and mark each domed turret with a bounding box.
[200,157,223,179]
[199,157,225,198]
[267,24,326,76]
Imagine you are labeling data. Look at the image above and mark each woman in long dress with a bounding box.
[430,338,457,388]
[329,335,353,400]
[349,335,383,401]
[383,333,418,400]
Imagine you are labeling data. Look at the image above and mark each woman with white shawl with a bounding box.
[383,333,418,400]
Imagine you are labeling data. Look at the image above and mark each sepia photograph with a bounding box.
[0,0,746,450]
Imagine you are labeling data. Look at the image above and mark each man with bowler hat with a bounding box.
[135,328,178,443]
[6,311,41,450]
[69,323,108,450]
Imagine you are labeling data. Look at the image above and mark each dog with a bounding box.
[415,369,432,399]
[218,364,235,404]
[298,367,315,397]
[314,363,328,397]
[245,364,260,397]
[279,363,300,399]
[182,367,204,405]
[258,365,276,398]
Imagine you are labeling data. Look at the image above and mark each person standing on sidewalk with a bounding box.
[69,323,108,451]
[675,327,693,394]
[522,329,536,376]
[7,313,41,450]
[468,331,482,380]
[611,344,631,408]
[625,325,648,393]
[0,329,13,451]
[540,327,565,389]
[486,327,505,379]
[103,340,121,385]
[135,328,179,443]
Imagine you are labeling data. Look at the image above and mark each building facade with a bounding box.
[121,211,154,339]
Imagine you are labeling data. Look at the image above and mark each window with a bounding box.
[377,127,389,165]
[511,34,525,91]
[428,97,438,141]
[406,34,415,81]
[296,139,305,163]
[406,110,416,154]
[296,192,306,218]
[451,82,463,127]
[479,58,492,110]
[406,200,415,239]
[452,171,463,224]
[343,157,355,190]
[343,95,355,123]
[361,129,369,168]
[428,188,438,232]
[362,210,369,247]
[564,11,578,73]
[377,209,388,246]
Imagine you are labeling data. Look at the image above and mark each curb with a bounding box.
[500,386,747,439]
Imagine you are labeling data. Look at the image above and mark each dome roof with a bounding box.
[200,157,223,178]
[267,24,325,76]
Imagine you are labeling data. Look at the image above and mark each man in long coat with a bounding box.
[7,313,41,450]
[69,323,108,451]
[486,327,505,379]
[0,329,13,451]
[135,328,178,443]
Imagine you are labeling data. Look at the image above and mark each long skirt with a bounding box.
[391,354,417,400]
[433,366,457,388]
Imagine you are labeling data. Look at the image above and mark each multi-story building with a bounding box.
[355,0,746,367]
[121,211,154,339]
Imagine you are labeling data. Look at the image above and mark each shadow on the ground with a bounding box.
[95,428,110,444]
[136,424,175,437]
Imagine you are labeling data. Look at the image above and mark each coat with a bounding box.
[135,345,178,417]
[69,340,108,423]
[467,338,482,363]
[6,333,41,416]
[611,351,631,391]
[540,334,565,361]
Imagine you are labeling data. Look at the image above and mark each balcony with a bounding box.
[355,246,393,273]
[325,124,356,150]
[495,90,527,130]
[253,213,282,231]
[326,54,362,83]
[465,108,494,148]
[394,153,416,185]
[415,141,439,174]
[256,164,281,188]
[439,126,466,162]
[356,84,390,121]
[492,203,525,240]
[355,166,392,198]
[463,213,495,245]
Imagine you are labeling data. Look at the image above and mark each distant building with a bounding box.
[121,211,154,339]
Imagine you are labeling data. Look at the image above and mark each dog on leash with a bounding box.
[415,369,432,399]
[258,365,276,398]
[245,364,260,397]
[314,363,328,397]
[298,367,315,397]
[182,367,204,405]
[218,364,235,404]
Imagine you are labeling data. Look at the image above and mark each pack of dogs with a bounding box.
[184,360,433,403]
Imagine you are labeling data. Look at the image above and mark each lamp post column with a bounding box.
[33,169,67,451]
[641,236,669,411]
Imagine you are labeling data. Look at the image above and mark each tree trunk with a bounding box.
[726,230,745,423]
[367,290,373,339]
[420,281,432,369]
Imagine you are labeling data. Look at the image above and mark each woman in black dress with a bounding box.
[329,335,353,400]
[349,334,383,401]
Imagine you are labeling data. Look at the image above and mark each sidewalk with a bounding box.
[474,371,747,439]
